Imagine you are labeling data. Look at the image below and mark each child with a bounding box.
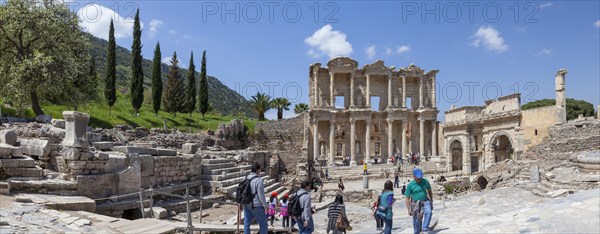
[279,194,289,228]
[268,192,278,226]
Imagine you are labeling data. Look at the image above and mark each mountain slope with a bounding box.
[86,34,256,118]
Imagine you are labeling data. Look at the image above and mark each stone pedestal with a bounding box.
[363,175,369,189]
[62,111,90,149]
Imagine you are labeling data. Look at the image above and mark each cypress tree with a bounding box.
[163,52,185,117]
[151,42,163,115]
[130,9,144,116]
[198,50,209,119]
[184,52,196,117]
[105,19,116,115]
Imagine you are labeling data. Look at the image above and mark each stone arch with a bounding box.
[488,131,515,162]
[447,137,463,171]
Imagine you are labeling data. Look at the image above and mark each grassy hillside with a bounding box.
[87,34,256,118]
[38,92,257,132]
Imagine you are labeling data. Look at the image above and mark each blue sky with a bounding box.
[71,0,600,120]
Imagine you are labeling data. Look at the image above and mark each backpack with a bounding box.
[236,176,258,205]
[288,192,308,217]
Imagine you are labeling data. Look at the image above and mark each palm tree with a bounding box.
[272,98,291,120]
[250,92,272,121]
[294,103,309,114]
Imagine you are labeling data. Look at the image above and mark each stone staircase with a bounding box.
[200,158,286,199]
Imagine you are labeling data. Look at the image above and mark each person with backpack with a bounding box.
[268,192,278,226]
[375,181,395,234]
[326,194,347,234]
[405,168,433,234]
[279,194,290,228]
[238,162,268,234]
[289,181,314,234]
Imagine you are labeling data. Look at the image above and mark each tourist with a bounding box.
[326,194,348,234]
[338,178,345,192]
[371,194,383,232]
[298,181,314,234]
[346,155,350,166]
[243,162,268,234]
[363,162,368,175]
[325,168,329,180]
[374,155,379,164]
[405,168,433,234]
[268,192,278,226]
[394,173,400,188]
[401,183,406,196]
[375,181,395,234]
[280,194,290,228]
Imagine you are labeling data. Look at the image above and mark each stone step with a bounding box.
[201,158,233,165]
[0,182,10,195]
[201,162,237,170]
[200,170,251,181]
[218,174,271,195]
[264,182,282,194]
[2,166,44,178]
[204,165,251,175]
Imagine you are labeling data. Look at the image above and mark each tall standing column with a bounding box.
[387,74,392,108]
[365,119,371,164]
[313,120,319,161]
[350,119,356,166]
[314,71,319,107]
[401,120,407,155]
[431,121,437,156]
[350,73,355,108]
[463,135,472,174]
[419,118,425,157]
[431,75,436,108]
[402,76,406,108]
[366,74,371,107]
[329,120,336,166]
[419,76,424,109]
[329,72,335,107]
[387,118,394,164]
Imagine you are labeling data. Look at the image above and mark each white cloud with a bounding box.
[147,19,163,39]
[183,34,192,39]
[77,3,136,40]
[470,26,508,53]
[539,2,553,8]
[366,45,376,59]
[396,45,411,54]
[307,49,320,58]
[162,56,172,64]
[537,48,554,56]
[595,20,600,27]
[385,47,392,55]
[169,29,176,35]
[304,24,353,59]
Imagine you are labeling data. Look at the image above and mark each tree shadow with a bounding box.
[143,118,160,126]
[89,116,114,129]
[116,116,139,128]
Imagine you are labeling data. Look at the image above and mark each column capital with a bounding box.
[329,119,335,124]
[350,118,356,124]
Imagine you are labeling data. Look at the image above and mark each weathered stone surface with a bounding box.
[0,130,18,146]
[0,144,12,158]
[182,143,199,154]
[62,111,90,149]
[36,114,52,123]
[11,146,23,157]
[156,148,177,156]
[51,119,66,129]
[133,154,154,177]
[0,157,36,168]
[141,176,155,189]
[92,142,114,151]
[113,146,157,155]
[104,154,127,173]
[62,147,81,160]
[117,161,141,195]
[152,207,167,219]
[19,139,50,157]
[87,132,103,144]
[77,174,116,199]
[132,142,156,148]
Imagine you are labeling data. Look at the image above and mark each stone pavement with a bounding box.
[311,187,600,233]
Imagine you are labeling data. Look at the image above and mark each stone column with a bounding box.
[366,74,371,107]
[314,72,319,106]
[431,75,436,108]
[313,120,319,161]
[62,111,90,149]
[402,76,406,108]
[330,72,335,107]
[350,73,355,108]
[387,118,394,164]
[431,121,437,156]
[365,119,371,164]
[329,120,335,166]
[350,119,356,166]
[419,118,425,156]
[463,135,471,174]
[446,139,453,172]
[387,74,392,109]
[401,120,408,155]
[419,76,424,109]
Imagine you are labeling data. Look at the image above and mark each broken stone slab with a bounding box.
[19,139,50,157]
[551,189,569,198]
[132,142,156,148]
[62,147,81,160]
[51,119,65,129]
[35,114,52,123]
[77,174,116,199]
[182,143,199,154]
[104,154,127,173]
[73,218,91,227]
[129,154,154,177]
[0,130,17,146]
[87,132,102,144]
[0,157,36,168]
[156,148,177,156]
[144,207,167,219]
[113,146,157,155]
[92,142,114,151]
[0,144,12,158]
[62,111,90,149]
[117,161,141,195]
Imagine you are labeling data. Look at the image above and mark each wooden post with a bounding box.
[186,185,193,234]
[139,189,145,218]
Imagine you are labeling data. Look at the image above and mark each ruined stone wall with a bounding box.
[153,155,202,187]
[254,114,305,175]
[521,105,565,151]
[524,120,600,160]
